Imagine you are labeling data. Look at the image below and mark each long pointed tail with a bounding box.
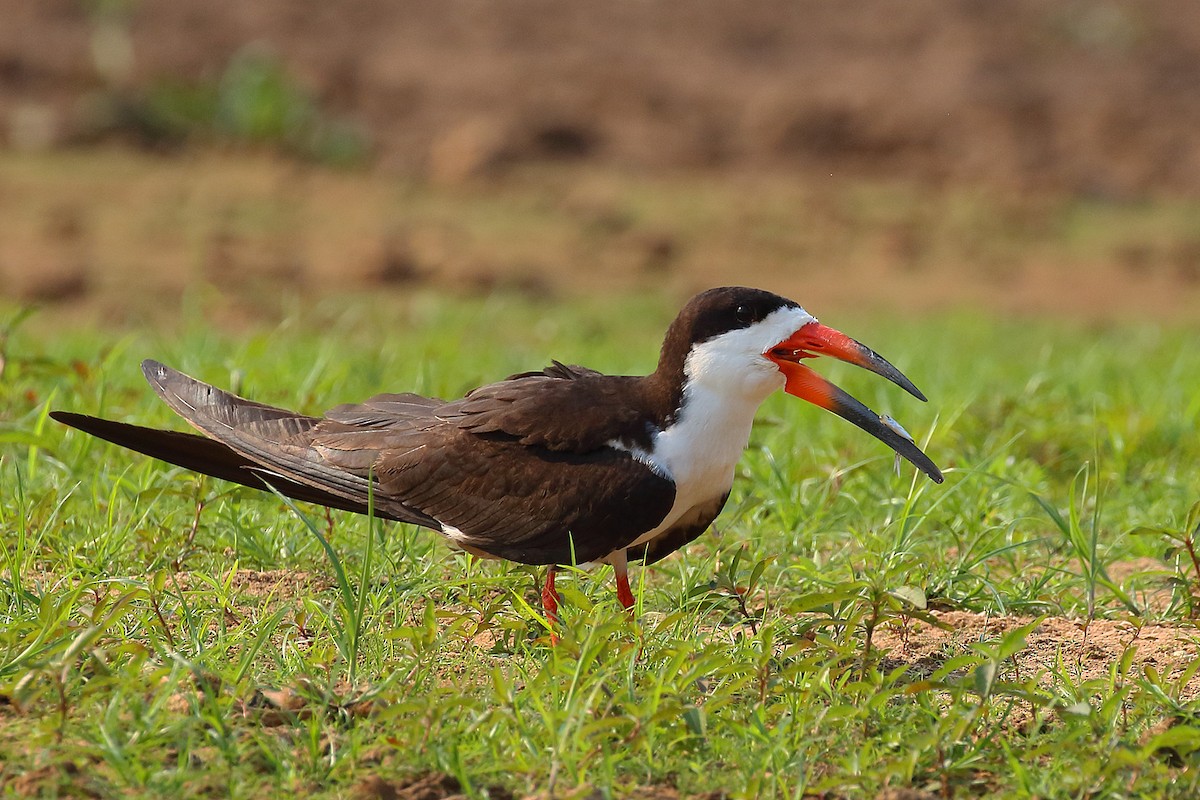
[50,411,389,518]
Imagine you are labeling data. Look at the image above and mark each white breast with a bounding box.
[630,385,761,543]
[620,304,814,549]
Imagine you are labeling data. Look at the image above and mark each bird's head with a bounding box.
[666,287,943,483]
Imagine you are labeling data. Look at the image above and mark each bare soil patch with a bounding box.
[3,151,1199,325]
[5,1,1200,199]
[197,570,1200,696]
[5,1,1200,329]
[171,567,327,600]
[877,610,1200,692]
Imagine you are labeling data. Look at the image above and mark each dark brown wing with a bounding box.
[123,360,676,565]
[139,360,438,526]
[363,427,675,564]
[451,373,655,451]
[503,361,603,381]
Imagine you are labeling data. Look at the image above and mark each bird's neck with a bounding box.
[639,343,781,497]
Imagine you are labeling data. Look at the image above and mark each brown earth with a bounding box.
[3,150,1199,324]
[3,0,1200,199]
[96,569,1200,698]
[876,610,1200,691]
[4,3,1200,321]
[181,570,1200,700]
[352,773,726,800]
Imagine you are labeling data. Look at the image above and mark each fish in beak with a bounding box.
[766,322,944,483]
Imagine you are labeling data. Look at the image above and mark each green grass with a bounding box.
[3,291,1200,798]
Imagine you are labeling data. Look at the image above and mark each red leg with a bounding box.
[610,550,636,614]
[541,567,560,642]
[611,548,637,615]
[611,553,642,659]
[615,570,636,613]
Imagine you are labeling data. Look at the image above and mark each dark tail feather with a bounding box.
[49,411,395,519]
[138,360,405,517]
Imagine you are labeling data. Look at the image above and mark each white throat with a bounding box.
[623,304,815,546]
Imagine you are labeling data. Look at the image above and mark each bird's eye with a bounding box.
[734,305,754,324]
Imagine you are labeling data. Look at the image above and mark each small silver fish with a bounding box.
[879,414,913,476]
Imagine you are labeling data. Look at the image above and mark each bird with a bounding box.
[52,287,942,629]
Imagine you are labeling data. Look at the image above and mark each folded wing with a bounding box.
[58,360,678,566]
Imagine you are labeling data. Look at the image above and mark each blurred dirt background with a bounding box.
[2,0,1199,320]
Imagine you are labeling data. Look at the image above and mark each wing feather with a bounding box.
[140,360,435,526]
[47,412,427,522]
[95,360,682,566]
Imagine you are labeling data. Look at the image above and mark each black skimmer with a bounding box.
[52,287,942,630]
